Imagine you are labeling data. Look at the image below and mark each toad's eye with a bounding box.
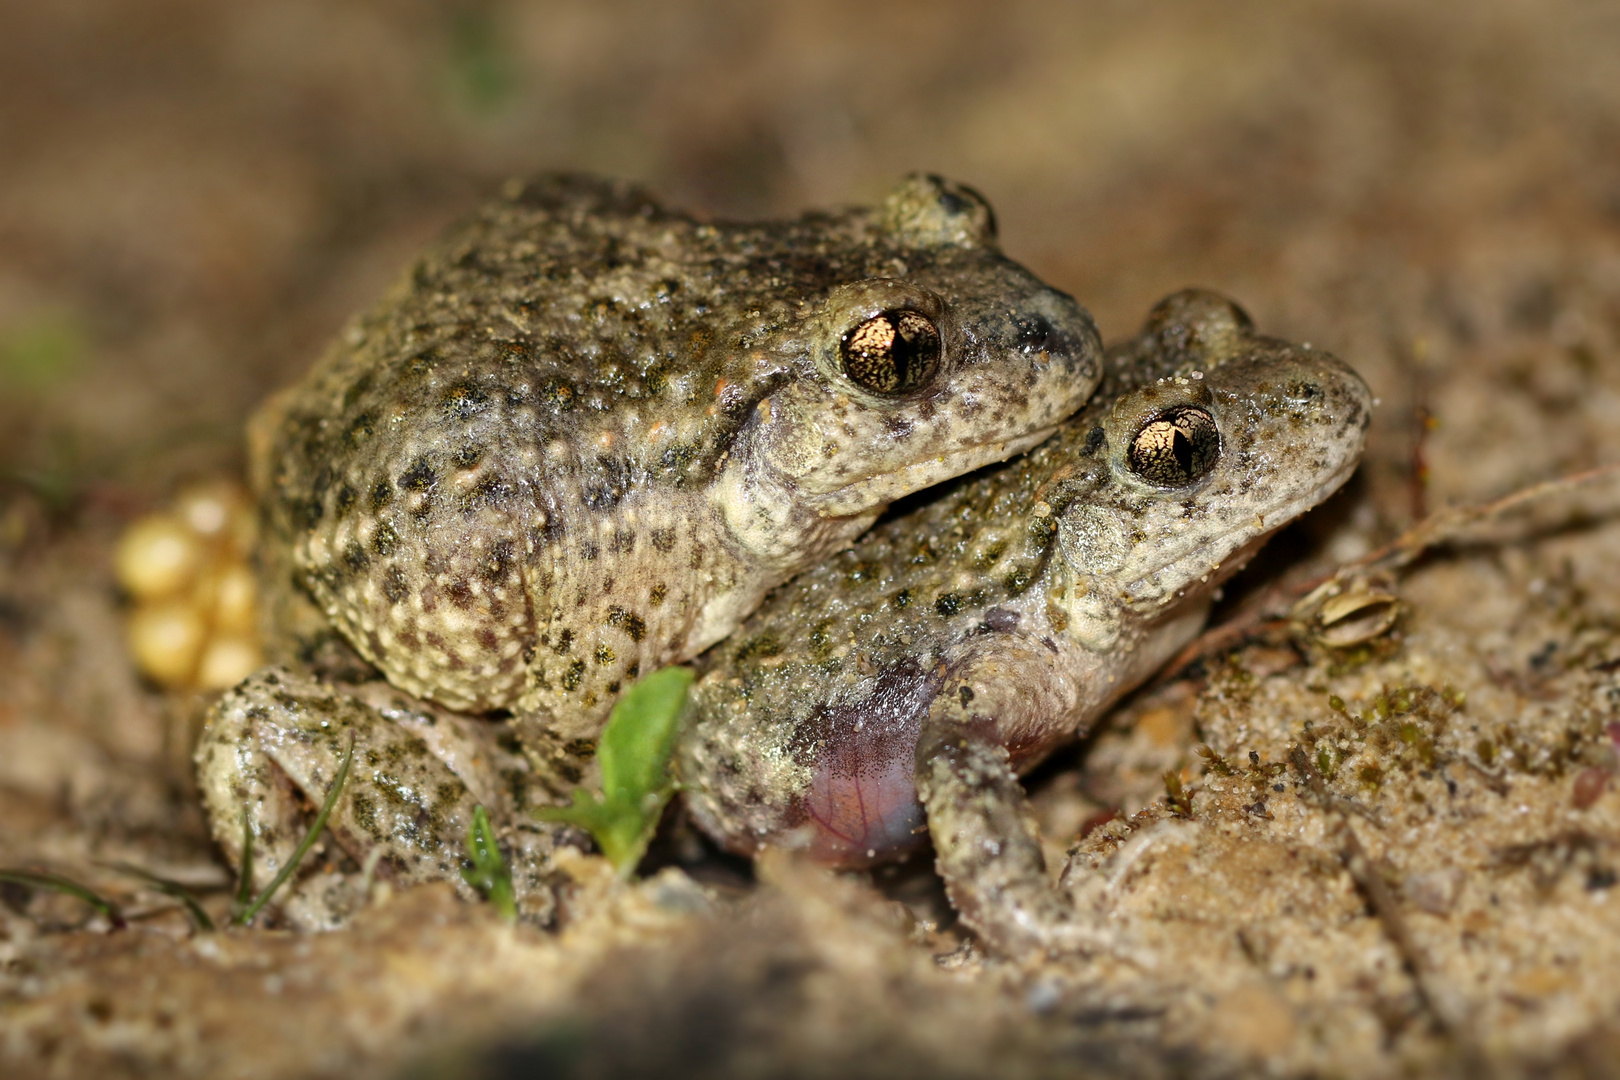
[1128,406,1220,487]
[839,309,942,395]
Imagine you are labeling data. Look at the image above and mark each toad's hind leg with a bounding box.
[915,655,1124,960]
[195,667,558,927]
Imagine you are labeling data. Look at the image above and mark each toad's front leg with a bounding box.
[915,643,1122,960]
[195,667,561,927]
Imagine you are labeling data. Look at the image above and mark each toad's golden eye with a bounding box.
[1128,406,1220,487]
[839,309,942,395]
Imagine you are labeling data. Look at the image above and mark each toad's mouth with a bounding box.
[810,423,1061,518]
[1118,455,1363,605]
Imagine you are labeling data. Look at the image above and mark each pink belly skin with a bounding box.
[784,658,939,867]
[799,747,928,866]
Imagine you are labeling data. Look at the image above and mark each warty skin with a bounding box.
[681,290,1372,956]
[195,173,1103,927]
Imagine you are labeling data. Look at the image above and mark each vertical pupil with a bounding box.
[893,319,921,382]
[842,310,940,394]
[1172,428,1194,474]
[1129,406,1219,485]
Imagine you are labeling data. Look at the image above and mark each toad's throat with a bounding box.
[810,424,1061,518]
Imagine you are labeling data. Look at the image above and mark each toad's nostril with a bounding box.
[1016,313,1053,352]
[1285,379,1325,403]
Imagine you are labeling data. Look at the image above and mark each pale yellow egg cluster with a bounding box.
[116,481,262,691]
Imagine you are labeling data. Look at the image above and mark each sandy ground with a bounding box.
[6,1,1620,1076]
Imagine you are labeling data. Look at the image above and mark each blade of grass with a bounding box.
[102,861,215,932]
[461,804,517,922]
[0,868,126,929]
[231,811,256,922]
[233,730,356,927]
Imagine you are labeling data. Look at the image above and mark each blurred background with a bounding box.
[8,5,1620,1075]
[5,0,1620,524]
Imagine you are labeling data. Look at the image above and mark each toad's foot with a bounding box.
[915,668,1135,963]
[196,667,564,929]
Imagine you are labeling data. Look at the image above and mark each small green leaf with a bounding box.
[538,666,693,876]
[444,7,517,117]
[461,804,517,922]
[598,666,694,808]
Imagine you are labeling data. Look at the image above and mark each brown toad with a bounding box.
[195,173,1102,925]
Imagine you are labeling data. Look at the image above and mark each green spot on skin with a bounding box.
[538,666,693,876]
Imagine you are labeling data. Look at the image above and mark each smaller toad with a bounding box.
[681,291,1372,956]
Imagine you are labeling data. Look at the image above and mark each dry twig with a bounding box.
[1163,462,1620,678]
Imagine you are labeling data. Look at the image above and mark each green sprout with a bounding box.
[233,812,256,917]
[232,731,356,927]
[538,666,694,876]
[1163,769,1194,817]
[0,868,125,929]
[461,804,517,922]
